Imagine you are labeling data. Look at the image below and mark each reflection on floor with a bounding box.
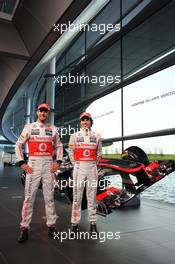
[0,167,175,264]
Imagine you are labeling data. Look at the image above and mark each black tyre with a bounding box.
[122,146,149,166]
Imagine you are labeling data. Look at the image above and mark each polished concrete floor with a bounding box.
[0,166,175,264]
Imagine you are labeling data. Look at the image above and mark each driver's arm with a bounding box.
[68,134,76,166]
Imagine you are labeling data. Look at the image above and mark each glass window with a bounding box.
[86,0,121,48]
[124,135,175,159]
[123,1,175,78]
[85,41,121,99]
[0,0,17,14]
[102,141,122,157]
[86,0,141,48]
[86,89,122,139]
[65,33,85,66]
[123,65,175,135]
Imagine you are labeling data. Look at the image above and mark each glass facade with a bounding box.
[9,0,175,151]
[2,0,175,204]
[87,89,122,139]
[123,1,175,78]
[123,65,175,135]
[0,0,17,14]
[53,0,175,145]
[124,135,175,158]
[55,0,175,204]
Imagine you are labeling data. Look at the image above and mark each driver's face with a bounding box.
[37,108,49,122]
[80,117,91,129]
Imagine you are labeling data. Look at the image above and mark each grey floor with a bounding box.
[0,166,175,264]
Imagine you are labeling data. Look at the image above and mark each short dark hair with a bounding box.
[80,117,93,126]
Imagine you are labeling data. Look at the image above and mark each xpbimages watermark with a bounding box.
[57,125,79,138]
[53,229,121,243]
[54,73,121,87]
[53,21,121,35]
[53,177,110,191]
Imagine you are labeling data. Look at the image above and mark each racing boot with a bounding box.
[48,226,58,238]
[18,228,28,243]
[90,223,98,235]
[70,224,78,239]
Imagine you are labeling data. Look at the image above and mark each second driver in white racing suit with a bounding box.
[69,112,102,234]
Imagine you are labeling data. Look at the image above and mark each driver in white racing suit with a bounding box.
[15,103,63,243]
[69,112,102,234]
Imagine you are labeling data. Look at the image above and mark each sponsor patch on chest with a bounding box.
[76,137,84,143]
[90,137,97,143]
[31,129,40,135]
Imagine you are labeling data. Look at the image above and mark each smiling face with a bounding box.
[80,117,92,129]
[37,108,49,123]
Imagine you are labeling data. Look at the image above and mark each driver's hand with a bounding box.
[50,162,60,173]
[21,164,33,174]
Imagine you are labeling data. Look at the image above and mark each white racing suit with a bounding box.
[15,121,63,229]
[69,128,102,224]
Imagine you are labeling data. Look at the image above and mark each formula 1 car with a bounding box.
[21,146,175,216]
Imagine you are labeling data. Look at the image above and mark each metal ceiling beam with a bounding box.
[0,0,92,121]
